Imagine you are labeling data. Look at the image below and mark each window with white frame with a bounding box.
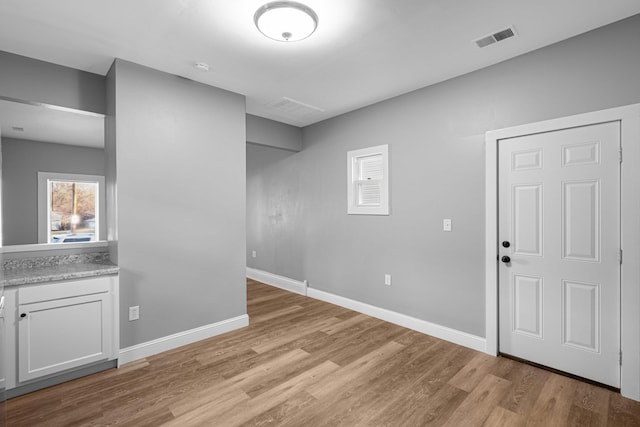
[37,172,106,244]
[347,144,389,215]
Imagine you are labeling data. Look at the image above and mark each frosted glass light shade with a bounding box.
[254,2,318,42]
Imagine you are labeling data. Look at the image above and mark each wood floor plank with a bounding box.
[444,374,513,426]
[483,406,527,426]
[167,375,247,417]
[165,388,250,425]
[300,315,384,354]
[227,348,311,390]
[448,352,503,392]
[198,360,340,426]
[278,338,441,426]
[573,381,611,419]
[250,319,337,354]
[201,338,311,381]
[319,313,370,335]
[525,374,578,426]
[393,328,439,347]
[608,392,640,426]
[6,279,640,427]
[567,404,606,426]
[306,340,405,399]
[239,392,318,427]
[369,382,468,427]
[312,341,471,427]
[499,363,551,416]
[249,304,305,323]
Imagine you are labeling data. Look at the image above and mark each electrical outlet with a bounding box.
[252,250,257,258]
[384,274,392,286]
[129,306,140,321]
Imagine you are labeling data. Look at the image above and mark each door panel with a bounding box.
[499,121,620,388]
[562,280,599,351]
[513,184,543,256]
[562,141,599,166]
[512,274,543,337]
[562,180,599,261]
[512,148,543,170]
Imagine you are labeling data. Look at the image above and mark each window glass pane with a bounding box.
[357,180,381,206]
[357,154,383,180]
[50,180,98,243]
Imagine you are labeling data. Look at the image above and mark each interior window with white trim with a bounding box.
[37,172,106,244]
[347,144,389,215]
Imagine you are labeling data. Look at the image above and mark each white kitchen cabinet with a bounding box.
[0,294,5,392]
[4,275,119,389]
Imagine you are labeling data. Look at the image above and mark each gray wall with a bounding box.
[107,60,247,348]
[247,14,640,337]
[0,51,105,114]
[1,138,105,246]
[246,143,303,280]
[105,60,118,254]
[246,114,302,152]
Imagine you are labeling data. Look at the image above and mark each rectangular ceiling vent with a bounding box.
[474,25,517,48]
[266,97,324,118]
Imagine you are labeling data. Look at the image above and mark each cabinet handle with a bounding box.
[20,313,27,318]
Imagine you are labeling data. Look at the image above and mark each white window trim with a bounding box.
[37,172,106,244]
[347,144,389,215]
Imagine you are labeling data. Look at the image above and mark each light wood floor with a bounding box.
[6,279,640,426]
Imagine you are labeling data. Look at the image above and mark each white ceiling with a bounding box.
[0,0,639,129]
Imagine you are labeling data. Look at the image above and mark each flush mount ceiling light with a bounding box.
[254,1,318,42]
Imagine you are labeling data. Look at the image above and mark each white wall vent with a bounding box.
[474,25,517,48]
[266,97,324,118]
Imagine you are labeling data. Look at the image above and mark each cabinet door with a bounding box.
[0,294,5,395]
[18,292,111,382]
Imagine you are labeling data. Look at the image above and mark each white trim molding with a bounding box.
[485,103,640,401]
[118,314,249,366]
[306,288,486,353]
[0,241,109,254]
[246,267,308,296]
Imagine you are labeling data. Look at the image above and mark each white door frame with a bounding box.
[485,103,640,401]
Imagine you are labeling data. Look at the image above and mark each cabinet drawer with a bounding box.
[19,276,112,304]
[18,291,112,382]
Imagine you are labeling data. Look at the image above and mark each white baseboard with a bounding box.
[118,314,249,366]
[246,267,307,296]
[306,288,487,353]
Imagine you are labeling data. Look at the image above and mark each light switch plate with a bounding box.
[443,219,452,232]
[129,306,140,321]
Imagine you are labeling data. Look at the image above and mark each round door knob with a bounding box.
[20,313,26,318]
[502,241,511,248]
[501,256,511,263]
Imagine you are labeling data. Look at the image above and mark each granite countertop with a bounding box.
[2,252,119,287]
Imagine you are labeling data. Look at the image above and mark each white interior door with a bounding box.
[498,121,620,387]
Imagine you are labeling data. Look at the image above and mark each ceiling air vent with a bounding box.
[266,97,324,118]
[474,25,517,48]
